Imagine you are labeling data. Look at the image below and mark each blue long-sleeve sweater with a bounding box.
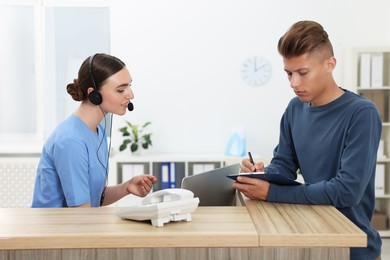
[266,89,382,260]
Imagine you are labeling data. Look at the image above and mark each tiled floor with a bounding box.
[383,238,390,260]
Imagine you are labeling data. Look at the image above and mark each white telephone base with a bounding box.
[116,188,200,227]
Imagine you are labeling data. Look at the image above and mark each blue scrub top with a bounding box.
[32,114,108,207]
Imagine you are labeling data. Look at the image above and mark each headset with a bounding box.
[88,54,103,105]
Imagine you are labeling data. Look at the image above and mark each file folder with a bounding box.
[160,162,170,189]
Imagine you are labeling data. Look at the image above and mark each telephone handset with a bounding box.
[116,188,199,227]
[142,188,195,205]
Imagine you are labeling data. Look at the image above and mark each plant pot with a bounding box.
[131,148,142,156]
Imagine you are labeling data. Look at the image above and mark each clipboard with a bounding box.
[227,172,301,186]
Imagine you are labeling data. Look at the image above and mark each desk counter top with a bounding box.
[0,206,257,250]
[245,200,367,247]
[0,200,366,251]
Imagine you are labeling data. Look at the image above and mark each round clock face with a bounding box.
[241,56,272,86]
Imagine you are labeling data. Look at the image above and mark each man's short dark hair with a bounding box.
[278,20,334,59]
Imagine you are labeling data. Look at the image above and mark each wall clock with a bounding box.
[241,56,272,86]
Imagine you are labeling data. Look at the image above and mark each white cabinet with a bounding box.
[352,48,390,237]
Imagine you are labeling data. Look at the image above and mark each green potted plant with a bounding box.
[118,121,152,153]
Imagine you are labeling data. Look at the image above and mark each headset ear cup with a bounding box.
[88,90,103,105]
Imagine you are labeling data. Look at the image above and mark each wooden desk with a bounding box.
[0,201,366,260]
[0,207,257,249]
[245,200,366,247]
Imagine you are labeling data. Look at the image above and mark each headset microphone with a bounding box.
[128,101,134,111]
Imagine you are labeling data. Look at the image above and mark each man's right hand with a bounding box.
[240,158,265,173]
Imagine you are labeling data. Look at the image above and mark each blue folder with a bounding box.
[227,172,301,186]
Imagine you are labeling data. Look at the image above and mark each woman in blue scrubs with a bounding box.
[32,53,156,207]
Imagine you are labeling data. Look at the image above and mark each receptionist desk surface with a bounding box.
[0,199,366,260]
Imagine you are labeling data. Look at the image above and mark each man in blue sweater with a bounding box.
[234,20,382,260]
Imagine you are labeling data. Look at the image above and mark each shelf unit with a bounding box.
[352,47,390,237]
[108,154,244,207]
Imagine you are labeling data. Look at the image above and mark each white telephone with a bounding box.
[116,188,200,227]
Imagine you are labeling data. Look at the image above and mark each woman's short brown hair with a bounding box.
[278,20,334,59]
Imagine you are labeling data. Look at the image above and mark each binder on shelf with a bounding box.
[192,164,204,175]
[377,139,387,160]
[153,162,185,191]
[121,164,145,183]
[371,53,384,87]
[133,164,145,176]
[375,164,385,196]
[359,53,371,87]
[204,163,216,172]
[192,163,217,175]
[170,162,176,188]
[160,162,178,189]
[385,52,390,86]
[160,162,170,189]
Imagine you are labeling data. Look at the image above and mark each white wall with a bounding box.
[107,0,390,158]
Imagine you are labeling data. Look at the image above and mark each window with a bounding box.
[0,4,38,151]
[0,0,110,154]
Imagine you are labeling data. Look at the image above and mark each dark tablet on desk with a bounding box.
[227,172,301,186]
[181,163,240,206]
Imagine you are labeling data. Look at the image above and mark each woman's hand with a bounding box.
[127,174,157,197]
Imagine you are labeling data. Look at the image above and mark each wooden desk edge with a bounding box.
[237,192,367,248]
